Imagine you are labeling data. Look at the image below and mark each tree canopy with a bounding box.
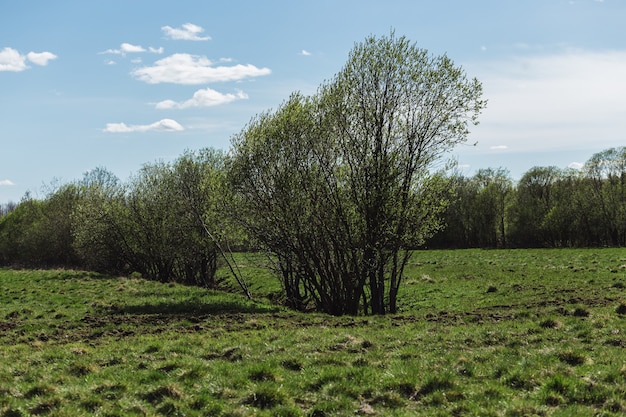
[229,32,486,315]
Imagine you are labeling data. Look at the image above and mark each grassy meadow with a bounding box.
[1,248,625,416]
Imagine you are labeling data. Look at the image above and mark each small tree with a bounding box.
[0,186,82,267]
[472,168,512,248]
[41,183,82,265]
[230,32,485,315]
[121,152,228,286]
[587,148,626,246]
[173,148,250,295]
[0,196,46,265]
[509,166,561,247]
[541,168,581,247]
[72,168,130,273]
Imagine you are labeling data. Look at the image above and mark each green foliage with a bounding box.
[509,166,563,247]
[71,167,129,273]
[434,146,626,249]
[0,184,81,267]
[71,151,231,287]
[230,32,485,315]
[435,168,513,248]
[0,197,46,265]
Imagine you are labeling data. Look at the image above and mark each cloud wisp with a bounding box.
[162,23,210,41]
[26,51,57,66]
[155,88,248,109]
[100,43,163,56]
[0,179,16,186]
[0,47,57,72]
[132,53,271,84]
[103,118,184,133]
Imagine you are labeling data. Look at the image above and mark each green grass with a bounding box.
[1,248,626,416]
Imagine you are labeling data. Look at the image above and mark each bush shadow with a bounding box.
[115,298,280,316]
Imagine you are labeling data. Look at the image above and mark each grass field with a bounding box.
[1,248,625,416]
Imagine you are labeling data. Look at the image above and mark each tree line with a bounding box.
[2,33,622,315]
[430,146,626,249]
[2,146,624,274]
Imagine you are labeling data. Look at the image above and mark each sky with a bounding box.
[1,0,625,203]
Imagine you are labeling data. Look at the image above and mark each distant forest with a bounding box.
[1,146,625,276]
[430,146,626,249]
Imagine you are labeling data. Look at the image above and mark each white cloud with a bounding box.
[468,49,626,153]
[103,118,184,133]
[0,179,15,186]
[100,43,162,56]
[121,43,145,53]
[26,51,57,66]
[568,162,584,170]
[300,50,312,56]
[132,53,271,84]
[155,88,248,109]
[0,47,27,71]
[0,47,56,71]
[490,145,508,150]
[162,23,211,41]
[101,44,140,55]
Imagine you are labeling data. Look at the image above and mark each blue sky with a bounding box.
[1,0,625,203]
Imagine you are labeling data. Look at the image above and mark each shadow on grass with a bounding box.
[115,298,280,316]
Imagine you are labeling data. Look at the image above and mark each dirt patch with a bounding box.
[37,311,294,344]
[0,320,17,332]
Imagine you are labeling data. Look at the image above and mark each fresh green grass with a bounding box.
[1,248,625,416]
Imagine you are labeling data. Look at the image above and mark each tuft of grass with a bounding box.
[412,372,458,401]
[386,381,417,398]
[24,385,55,399]
[280,358,303,371]
[93,382,127,400]
[29,398,61,415]
[503,371,537,391]
[141,385,183,405]
[371,391,405,408]
[244,384,287,409]
[572,306,591,317]
[539,374,611,407]
[539,317,561,329]
[2,409,26,417]
[556,350,588,366]
[249,364,279,382]
[68,362,98,377]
